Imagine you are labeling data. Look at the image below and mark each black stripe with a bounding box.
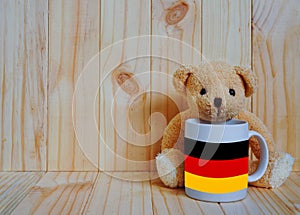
[184,138,248,160]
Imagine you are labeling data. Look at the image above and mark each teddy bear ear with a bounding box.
[173,65,194,94]
[234,66,258,97]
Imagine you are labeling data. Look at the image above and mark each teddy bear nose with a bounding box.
[214,97,222,108]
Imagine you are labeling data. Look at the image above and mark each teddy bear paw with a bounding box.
[249,151,295,188]
[156,148,184,188]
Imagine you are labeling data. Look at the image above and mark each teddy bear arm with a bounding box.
[161,110,192,151]
[237,110,275,158]
[157,110,192,188]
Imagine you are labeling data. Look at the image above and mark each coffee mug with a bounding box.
[184,119,268,202]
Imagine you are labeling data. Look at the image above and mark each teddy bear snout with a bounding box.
[214,97,222,108]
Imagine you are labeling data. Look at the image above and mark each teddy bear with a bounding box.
[156,61,294,189]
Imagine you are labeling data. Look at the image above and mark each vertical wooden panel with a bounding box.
[202,0,251,66]
[48,0,99,170]
[202,0,252,115]
[252,0,300,170]
[0,0,48,170]
[99,0,151,171]
[151,0,202,163]
[0,0,298,173]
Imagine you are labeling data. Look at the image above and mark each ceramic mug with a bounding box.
[184,119,268,202]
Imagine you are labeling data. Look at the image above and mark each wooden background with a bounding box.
[0,0,299,171]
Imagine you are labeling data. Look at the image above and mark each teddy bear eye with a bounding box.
[200,88,207,95]
[229,89,235,96]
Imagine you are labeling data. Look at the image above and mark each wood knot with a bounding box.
[113,68,139,96]
[165,2,189,25]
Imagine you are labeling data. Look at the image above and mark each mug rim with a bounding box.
[185,118,249,143]
[185,118,247,126]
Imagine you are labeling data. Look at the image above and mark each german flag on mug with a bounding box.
[184,138,249,194]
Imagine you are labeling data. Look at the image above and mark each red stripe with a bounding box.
[184,155,248,178]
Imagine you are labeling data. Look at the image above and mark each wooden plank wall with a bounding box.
[99,0,151,171]
[48,0,99,171]
[0,0,48,170]
[202,0,251,110]
[202,0,251,66]
[151,0,201,169]
[0,0,299,171]
[252,0,300,170]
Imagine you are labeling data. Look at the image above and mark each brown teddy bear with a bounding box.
[156,62,294,189]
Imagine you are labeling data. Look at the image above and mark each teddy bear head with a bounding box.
[173,62,257,122]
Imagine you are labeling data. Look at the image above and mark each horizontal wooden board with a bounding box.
[0,172,43,214]
[0,171,298,214]
[151,173,300,214]
[84,172,153,214]
[151,178,224,214]
[12,172,97,215]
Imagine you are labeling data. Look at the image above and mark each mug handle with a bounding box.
[248,131,269,182]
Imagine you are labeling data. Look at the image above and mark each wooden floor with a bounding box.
[0,172,299,214]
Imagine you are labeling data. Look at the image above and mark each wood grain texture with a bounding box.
[99,0,151,171]
[0,172,43,214]
[12,172,97,215]
[202,0,251,66]
[220,186,292,214]
[0,172,298,214]
[151,0,201,165]
[252,0,300,170]
[48,0,99,170]
[202,0,252,117]
[0,0,299,173]
[151,174,300,214]
[84,172,153,214]
[0,0,48,170]
[249,188,296,214]
[151,179,224,215]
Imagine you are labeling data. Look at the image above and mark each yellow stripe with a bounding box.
[185,172,248,194]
